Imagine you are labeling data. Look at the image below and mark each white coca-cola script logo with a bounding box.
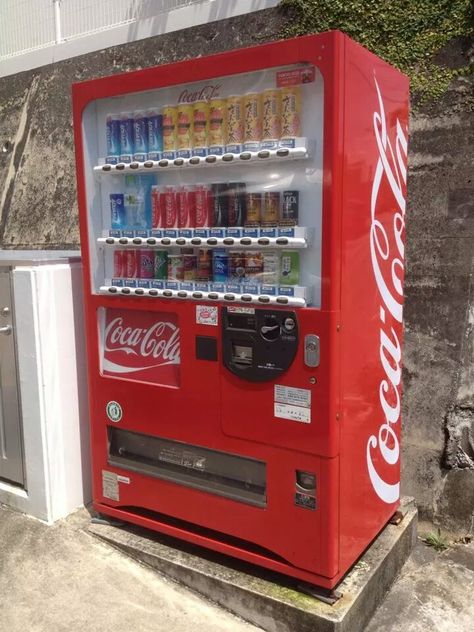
[366,77,408,504]
[104,317,180,374]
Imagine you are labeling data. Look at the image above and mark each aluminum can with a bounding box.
[162,186,178,228]
[154,251,168,279]
[167,254,184,281]
[262,89,281,146]
[245,251,264,281]
[195,185,211,227]
[245,192,262,226]
[262,191,280,226]
[282,190,299,225]
[119,112,134,159]
[124,249,137,278]
[106,114,121,161]
[113,250,125,277]
[192,101,209,152]
[176,104,193,151]
[177,186,196,228]
[197,249,212,281]
[280,250,300,285]
[147,110,163,158]
[110,193,127,229]
[138,249,155,279]
[162,105,177,153]
[183,254,197,281]
[212,249,229,282]
[133,110,148,160]
[227,182,246,226]
[281,86,302,139]
[208,99,227,152]
[151,186,164,228]
[243,93,262,150]
[229,251,246,280]
[226,96,244,152]
[262,251,280,285]
[211,183,229,227]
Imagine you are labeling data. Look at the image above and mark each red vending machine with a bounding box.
[73,32,409,590]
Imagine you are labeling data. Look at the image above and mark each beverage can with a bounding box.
[211,183,229,227]
[167,254,184,281]
[147,110,163,158]
[110,193,126,229]
[154,250,168,279]
[197,249,212,281]
[229,251,246,280]
[133,110,148,160]
[262,251,280,285]
[227,182,246,226]
[192,100,209,152]
[183,254,197,281]
[226,96,244,153]
[245,192,262,226]
[124,175,146,228]
[262,191,280,226]
[106,114,121,162]
[176,104,193,151]
[124,249,137,278]
[162,105,178,153]
[177,186,196,228]
[151,186,163,228]
[113,249,125,277]
[162,186,178,228]
[280,250,300,285]
[282,190,299,225]
[245,251,264,281]
[119,112,135,162]
[262,89,281,147]
[208,99,227,153]
[281,86,302,139]
[138,249,155,279]
[195,185,211,227]
[243,93,262,150]
[212,249,229,282]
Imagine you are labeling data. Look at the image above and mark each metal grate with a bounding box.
[0,0,208,61]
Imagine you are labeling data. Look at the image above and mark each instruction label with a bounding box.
[274,385,311,408]
[102,470,119,501]
[274,402,311,424]
[196,305,218,326]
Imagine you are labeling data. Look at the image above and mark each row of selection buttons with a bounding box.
[98,236,307,248]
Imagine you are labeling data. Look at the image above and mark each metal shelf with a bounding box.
[98,235,309,249]
[99,285,307,307]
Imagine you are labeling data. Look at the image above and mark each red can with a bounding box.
[137,249,155,279]
[162,186,178,228]
[113,249,125,277]
[177,186,196,228]
[197,249,212,281]
[124,249,137,278]
[195,185,211,227]
[151,186,164,228]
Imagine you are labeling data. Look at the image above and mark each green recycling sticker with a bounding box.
[106,400,122,423]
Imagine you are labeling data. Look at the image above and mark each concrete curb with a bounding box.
[89,497,417,632]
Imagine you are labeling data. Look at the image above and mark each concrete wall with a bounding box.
[0,7,472,533]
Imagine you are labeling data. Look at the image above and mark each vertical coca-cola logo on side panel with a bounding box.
[367,77,408,504]
[102,308,180,386]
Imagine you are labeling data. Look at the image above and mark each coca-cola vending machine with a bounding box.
[72,32,408,590]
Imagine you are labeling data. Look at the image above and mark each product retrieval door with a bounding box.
[0,270,24,486]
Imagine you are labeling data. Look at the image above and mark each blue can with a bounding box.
[212,249,229,282]
[119,112,134,162]
[147,110,163,160]
[106,113,121,164]
[110,193,127,229]
[133,110,148,161]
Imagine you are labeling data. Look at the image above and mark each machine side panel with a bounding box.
[339,37,409,573]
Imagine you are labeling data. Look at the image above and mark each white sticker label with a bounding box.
[102,470,119,501]
[196,305,218,326]
[227,306,255,314]
[274,403,311,423]
[274,385,311,408]
[117,475,130,484]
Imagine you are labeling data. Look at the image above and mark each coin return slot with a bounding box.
[232,344,253,366]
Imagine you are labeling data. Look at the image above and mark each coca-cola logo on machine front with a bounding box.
[366,77,408,504]
[102,308,180,386]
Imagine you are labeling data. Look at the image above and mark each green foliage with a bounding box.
[422,529,450,552]
[278,0,473,104]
